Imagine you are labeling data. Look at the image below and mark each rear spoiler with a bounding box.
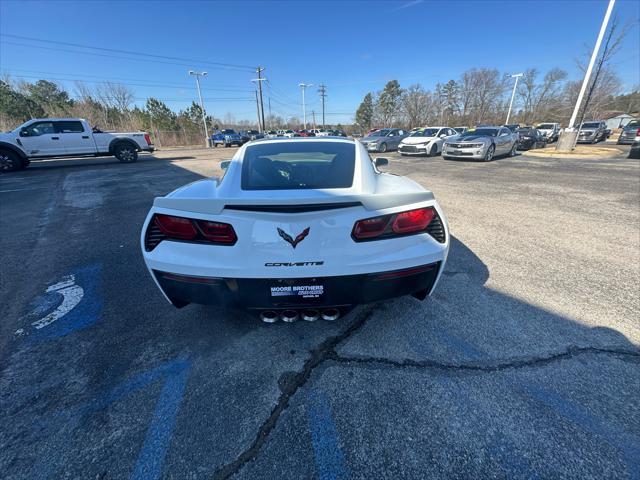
[153,191,434,215]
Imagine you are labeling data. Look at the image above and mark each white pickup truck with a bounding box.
[0,118,154,172]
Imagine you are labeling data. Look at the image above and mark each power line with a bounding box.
[2,69,253,91]
[0,34,256,71]
[1,72,254,93]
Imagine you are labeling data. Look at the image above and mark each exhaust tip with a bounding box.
[280,309,299,323]
[260,310,279,323]
[321,308,340,321]
[301,309,319,322]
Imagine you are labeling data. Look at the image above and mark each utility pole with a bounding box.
[268,97,272,130]
[318,84,327,128]
[251,67,266,132]
[312,110,317,130]
[505,73,524,125]
[254,90,262,132]
[557,0,616,151]
[188,70,209,147]
[298,82,313,129]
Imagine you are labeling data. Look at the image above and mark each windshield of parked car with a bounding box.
[410,128,439,137]
[518,128,534,135]
[537,124,554,129]
[222,129,237,134]
[625,120,639,128]
[581,123,600,129]
[369,129,390,137]
[460,128,498,137]
[242,141,356,190]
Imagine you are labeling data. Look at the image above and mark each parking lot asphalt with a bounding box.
[1,144,639,479]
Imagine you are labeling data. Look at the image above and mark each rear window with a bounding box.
[241,141,355,190]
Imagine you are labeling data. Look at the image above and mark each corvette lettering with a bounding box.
[265,261,324,267]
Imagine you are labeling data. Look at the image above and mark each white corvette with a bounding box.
[398,127,459,156]
[140,138,449,322]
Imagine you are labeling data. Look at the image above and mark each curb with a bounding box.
[523,146,624,159]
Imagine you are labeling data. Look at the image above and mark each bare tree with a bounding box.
[400,84,430,128]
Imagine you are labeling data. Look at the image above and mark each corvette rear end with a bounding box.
[140,138,449,322]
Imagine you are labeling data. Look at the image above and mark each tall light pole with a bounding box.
[557,0,616,151]
[251,76,267,132]
[298,82,313,129]
[505,73,523,125]
[188,70,209,147]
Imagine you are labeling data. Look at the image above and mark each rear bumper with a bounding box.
[153,262,441,309]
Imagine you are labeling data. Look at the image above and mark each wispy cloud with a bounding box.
[396,0,423,10]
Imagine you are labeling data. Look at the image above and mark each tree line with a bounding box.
[0,77,346,145]
[355,66,638,131]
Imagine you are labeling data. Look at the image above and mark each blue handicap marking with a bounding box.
[306,389,349,480]
[31,357,190,480]
[28,263,102,341]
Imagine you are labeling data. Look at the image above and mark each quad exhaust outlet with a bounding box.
[320,308,340,321]
[280,309,299,323]
[260,308,341,323]
[260,310,279,323]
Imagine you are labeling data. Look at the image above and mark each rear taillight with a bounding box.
[196,220,237,244]
[145,214,237,251]
[155,214,198,240]
[352,207,444,243]
[144,133,152,145]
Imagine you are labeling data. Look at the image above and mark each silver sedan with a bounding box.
[442,126,518,161]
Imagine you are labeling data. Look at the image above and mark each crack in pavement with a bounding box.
[213,305,382,480]
[329,345,640,373]
[213,307,639,480]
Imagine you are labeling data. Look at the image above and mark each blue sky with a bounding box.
[1,0,638,125]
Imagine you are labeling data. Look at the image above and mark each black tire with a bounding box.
[224,142,229,148]
[114,142,138,163]
[379,142,387,153]
[484,144,495,162]
[0,149,24,172]
[429,144,438,157]
[442,155,452,160]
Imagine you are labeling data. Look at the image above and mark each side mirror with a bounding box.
[440,134,447,138]
[375,157,389,167]
[220,160,231,170]
[19,129,29,137]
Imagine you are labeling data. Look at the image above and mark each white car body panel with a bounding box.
[140,138,449,309]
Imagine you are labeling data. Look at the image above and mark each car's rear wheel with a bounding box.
[0,149,23,172]
[484,145,495,162]
[379,142,387,153]
[114,143,138,163]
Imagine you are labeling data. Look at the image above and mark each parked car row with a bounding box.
[264,128,347,138]
[210,127,347,147]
